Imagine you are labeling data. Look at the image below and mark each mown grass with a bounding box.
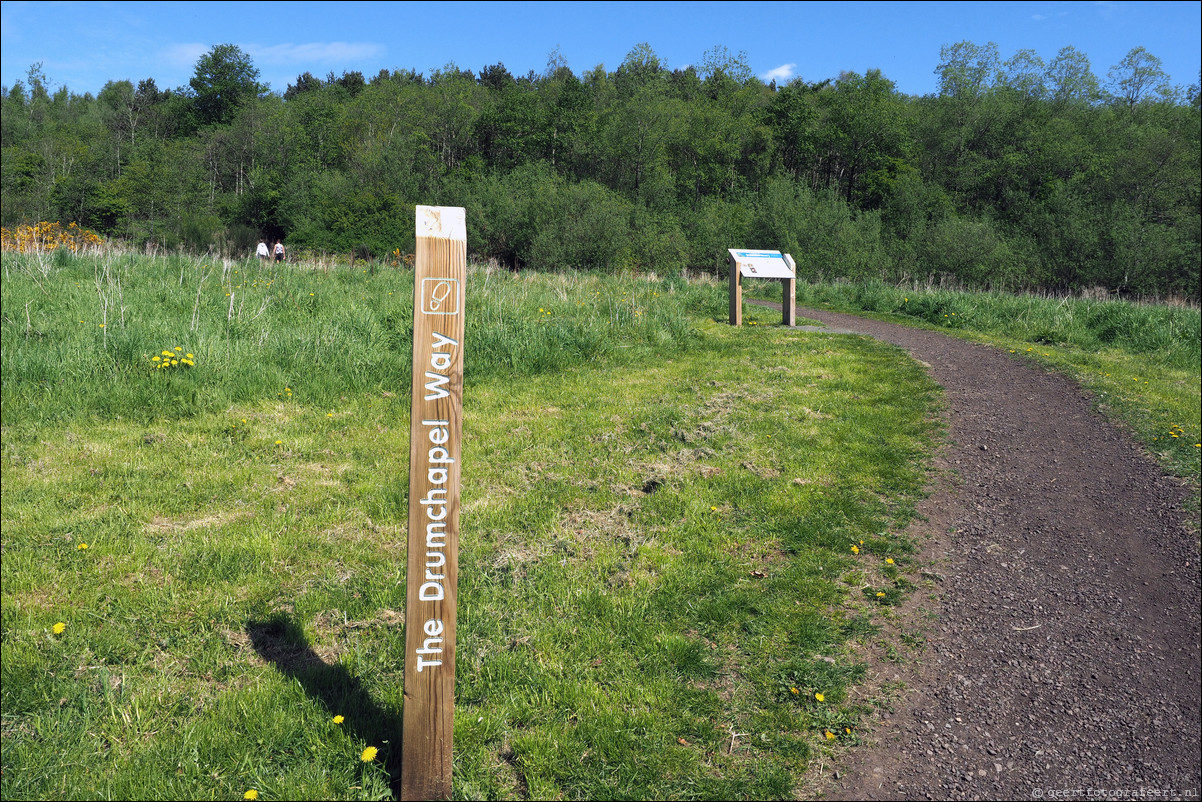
[752,278,1201,503]
[3,252,940,800]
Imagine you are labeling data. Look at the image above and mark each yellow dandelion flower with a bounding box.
[876,592,886,597]
[824,730,835,740]
[361,746,379,762]
[850,545,859,554]
[845,727,852,734]
[885,557,895,564]
[77,543,88,550]
[275,440,282,445]
[174,347,182,352]
[333,715,345,724]
[790,687,799,695]
[53,622,66,635]
[244,791,259,801]
[152,356,160,362]
[815,692,825,702]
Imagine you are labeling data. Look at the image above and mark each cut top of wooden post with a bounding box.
[417,205,467,242]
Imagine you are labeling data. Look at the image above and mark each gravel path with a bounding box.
[752,302,1201,801]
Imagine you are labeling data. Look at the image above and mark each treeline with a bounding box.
[2,41,1199,296]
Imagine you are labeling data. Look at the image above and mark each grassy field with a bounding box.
[2,251,1197,801]
[2,251,942,801]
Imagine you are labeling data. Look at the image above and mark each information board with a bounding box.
[727,249,796,279]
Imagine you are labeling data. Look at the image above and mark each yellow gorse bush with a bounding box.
[151,347,195,371]
[1,221,104,253]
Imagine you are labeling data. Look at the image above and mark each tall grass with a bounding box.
[753,277,1201,492]
[1,252,713,428]
[828,280,1201,369]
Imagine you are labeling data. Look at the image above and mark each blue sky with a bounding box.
[2,1,1199,98]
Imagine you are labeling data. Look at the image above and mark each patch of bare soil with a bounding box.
[752,302,1201,801]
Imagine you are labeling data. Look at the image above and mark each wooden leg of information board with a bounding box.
[783,254,796,327]
[782,276,796,327]
[402,205,466,801]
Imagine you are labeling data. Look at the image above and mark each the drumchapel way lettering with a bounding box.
[402,206,465,801]
[411,334,458,665]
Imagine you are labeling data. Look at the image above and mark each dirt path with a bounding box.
[752,302,1201,801]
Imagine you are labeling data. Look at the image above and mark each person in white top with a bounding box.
[256,240,269,260]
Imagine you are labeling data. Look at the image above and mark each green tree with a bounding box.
[536,63,594,176]
[699,45,754,84]
[97,80,139,174]
[816,70,912,207]
[768,78,824,183]
[1106,47,1177,109]
[1000,49,1047,101]
[189,44,266,126]
[936,41,1000,100]
[614,43,666,97]
[284,71,324,100]
[1045,46,1100,106]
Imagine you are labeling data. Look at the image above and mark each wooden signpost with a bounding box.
[401,205,466,801]
[727,249,796,327]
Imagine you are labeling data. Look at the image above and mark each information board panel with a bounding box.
[727,249,796,279]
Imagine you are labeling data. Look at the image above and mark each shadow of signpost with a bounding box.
[247,616,403,797]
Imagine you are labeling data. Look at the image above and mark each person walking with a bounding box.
[273,240,286,263]
[256,239,269,260]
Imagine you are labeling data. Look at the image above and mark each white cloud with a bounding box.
[762,63,797,83]
[158,41,384,74]
[162,43,210,70]
[250,42,387,67]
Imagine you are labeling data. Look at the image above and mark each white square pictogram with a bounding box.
[421,278,460,315]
